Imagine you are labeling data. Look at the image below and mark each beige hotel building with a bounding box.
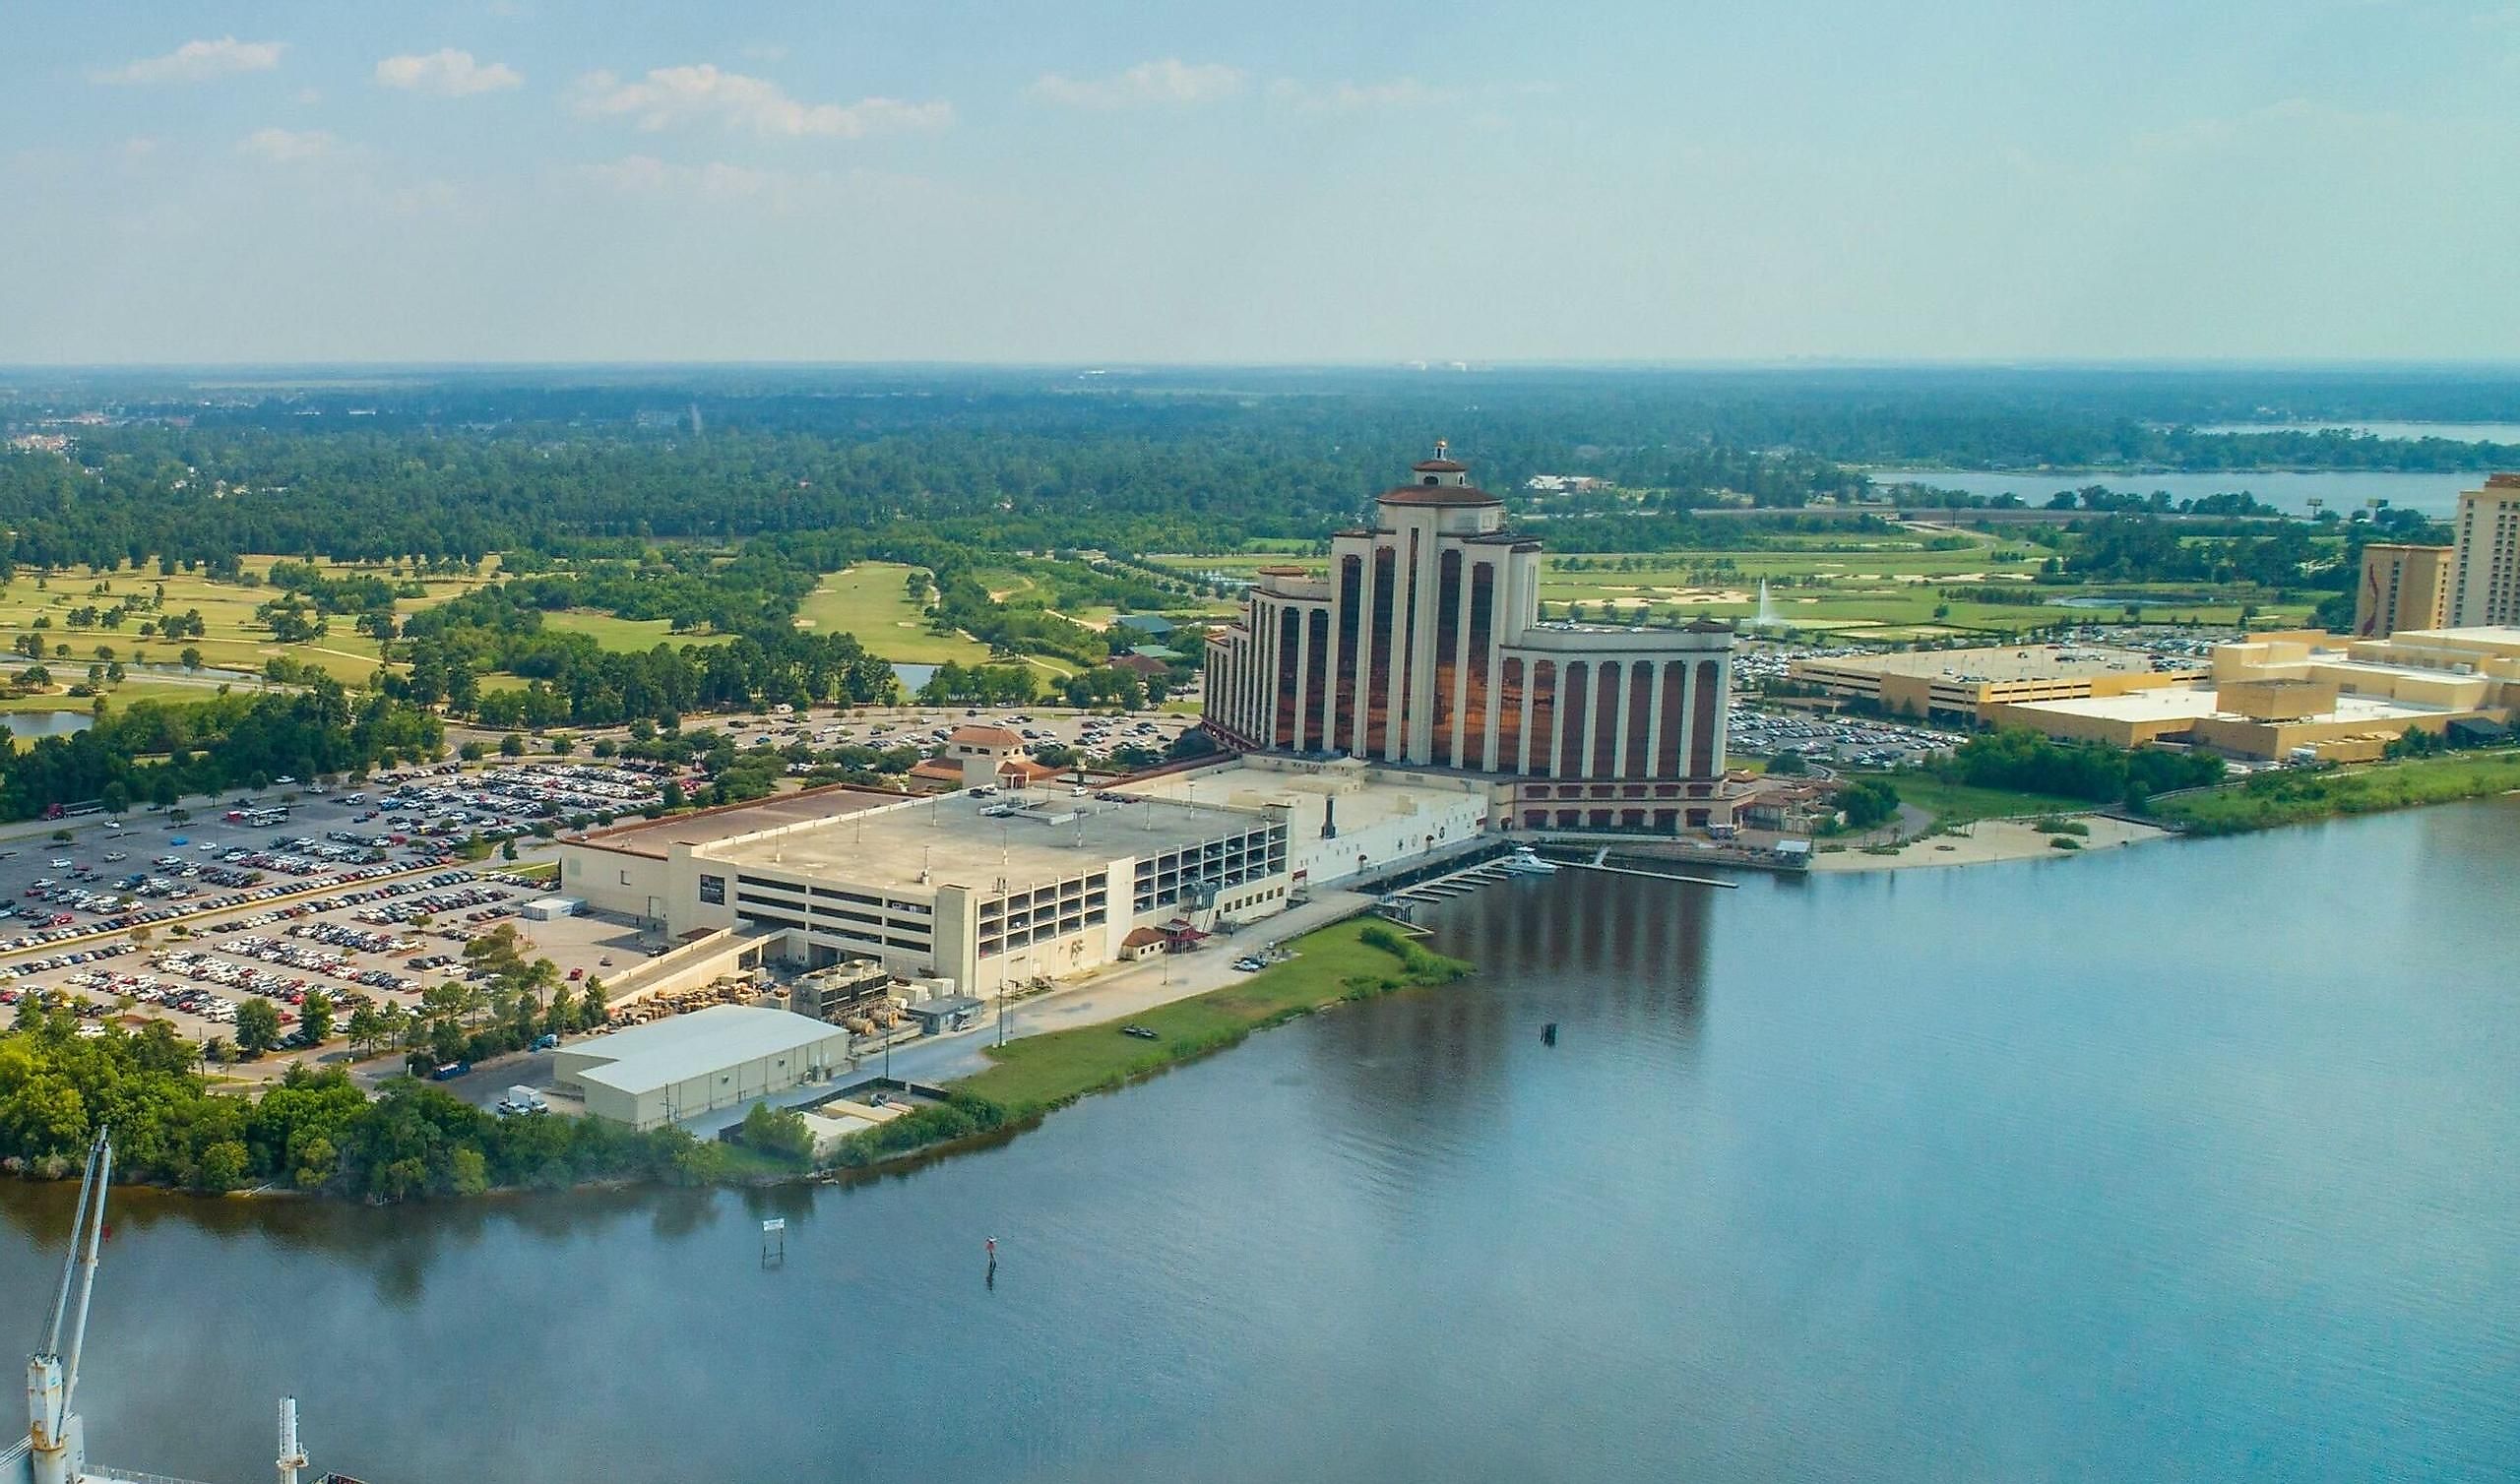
[1203,449,1739,833]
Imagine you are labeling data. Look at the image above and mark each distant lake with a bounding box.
[1866,467,2477,519]
[891,661,938,695]
[1,711,92,741]
[2191,420,2520,445]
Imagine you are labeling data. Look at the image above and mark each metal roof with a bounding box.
[568,1006,847,1095]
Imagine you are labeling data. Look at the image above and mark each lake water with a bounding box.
[0,711,92,741]
[1867,467,2480,519]
[5,801,2518,1482]
[891,661,939,695]
[2192,421,2520,446]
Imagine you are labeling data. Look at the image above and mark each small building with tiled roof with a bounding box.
[906,758,971,793]
[997,756,1067,787]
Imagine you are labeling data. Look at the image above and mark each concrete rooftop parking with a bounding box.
[703,786,1271,889]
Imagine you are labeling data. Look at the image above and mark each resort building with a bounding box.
[1787,644,2195,722]
[560,784,1292,996]
[1203,446,1742,833]
[1983,628,2519,762]
[2353,543,2453,638]
[2449,475,2520,627]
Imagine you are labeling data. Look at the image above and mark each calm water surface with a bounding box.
[2190,421,2520,446]
[0,711,92,741]
[1868,467,2478,519]
[4,801,2517,1483]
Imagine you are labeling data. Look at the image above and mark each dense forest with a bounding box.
[6,365,2509,576]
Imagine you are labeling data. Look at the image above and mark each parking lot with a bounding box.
[0,761,673,1062]
[1725,704,1954,769]
[710,703,1199,768]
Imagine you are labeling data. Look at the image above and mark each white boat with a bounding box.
[1500,847,1560,876]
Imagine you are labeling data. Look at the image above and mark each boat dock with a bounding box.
[1377,843,1738,918]
[1384,858,1520,905]
[1560,860,1737,890]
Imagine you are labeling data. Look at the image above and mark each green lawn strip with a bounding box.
[958,921,1462,1115]
[1858,773,2092,829]
[2153,752,2520,836]
[825,921,1469,1170]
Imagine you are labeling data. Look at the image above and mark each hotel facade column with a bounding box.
[1290,603,1313,752]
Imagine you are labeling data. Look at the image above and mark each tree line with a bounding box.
[0,679,443,821]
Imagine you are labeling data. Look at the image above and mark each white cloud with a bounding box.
[93,36,285,86]
[1268,77,1451,113]
[374,49,523,97]
[1027,58,1245,110]
[238,127,336,163]
[571,64,951,138]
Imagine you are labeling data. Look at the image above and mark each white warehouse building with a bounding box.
[553,1005,853,1131]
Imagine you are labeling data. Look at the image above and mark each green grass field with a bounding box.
[956,921,1429,1117]
[794,563,999,665]
[541,610,733,649]
[0,558,504,712]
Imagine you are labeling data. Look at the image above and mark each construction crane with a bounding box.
[14,1131,109,1484]
[4,1133,364,1484]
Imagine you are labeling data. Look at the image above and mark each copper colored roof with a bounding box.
[2488,472,2520,488]
[1412,459,1469,473]
[1379,483,1504,508]
[949,724,1024,747]
[1253,564,1312,576]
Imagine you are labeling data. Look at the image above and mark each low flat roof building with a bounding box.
[554,1005,852,1131]
[1984,631,2515,762]
[1790,644,2193,720]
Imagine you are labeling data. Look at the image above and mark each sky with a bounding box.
[2,0,2517,365]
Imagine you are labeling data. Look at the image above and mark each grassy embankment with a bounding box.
[824,920,1471,1170]
[2152,752,2520,836]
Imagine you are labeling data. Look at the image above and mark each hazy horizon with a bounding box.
[6,1,2518,365]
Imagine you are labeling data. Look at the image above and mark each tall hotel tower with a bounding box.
[1204,447,1740,832]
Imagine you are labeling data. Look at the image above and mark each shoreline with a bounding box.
[1813,814,2170,872]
